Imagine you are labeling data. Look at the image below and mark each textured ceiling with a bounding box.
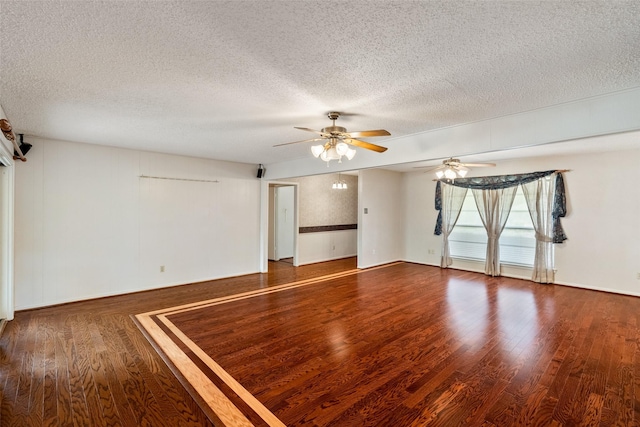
[1,1,640,166]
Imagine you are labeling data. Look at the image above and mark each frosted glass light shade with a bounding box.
[325,147,340,160]
[457,169,468,177]
[444,168,457,179]
[321,147,340,162]
[335,142,349,156]
[345,148,356,160]
[311,145,325,158]
[436,170,444,179]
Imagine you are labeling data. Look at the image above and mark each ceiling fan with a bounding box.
[274,112,390,163]
[416,157,496,179]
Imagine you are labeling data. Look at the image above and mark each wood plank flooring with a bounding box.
[3,258,640,426]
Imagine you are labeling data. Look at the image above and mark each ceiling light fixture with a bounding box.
[332,173,348,190]
[275,112,389,166]
[435,165,469,180]
[312,138,356,165]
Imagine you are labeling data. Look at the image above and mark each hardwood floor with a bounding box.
[0,258,356,427]
[2,258,640,426]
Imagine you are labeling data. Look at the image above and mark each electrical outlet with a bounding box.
[637,272,640,280]
[428,249,436,255]
[160,265,165,273]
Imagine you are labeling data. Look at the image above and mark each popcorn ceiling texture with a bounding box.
[1,1,639,164]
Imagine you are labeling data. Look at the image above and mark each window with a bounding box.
[449,186,536,267]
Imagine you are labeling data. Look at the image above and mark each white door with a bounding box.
[275,186,294,259]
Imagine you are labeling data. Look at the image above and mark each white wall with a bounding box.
[12,133,640,310]
[403,147,640,296]
[402,171,441,266]
[15,137,261,310]
[298,229,357,265]
[358,169,403,268]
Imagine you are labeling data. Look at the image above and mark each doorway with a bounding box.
[267,183,298,266]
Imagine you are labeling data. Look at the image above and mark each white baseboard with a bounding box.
[406,260,640,298]
[553,280,640,298]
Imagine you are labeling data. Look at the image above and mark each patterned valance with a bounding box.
[438,170,557,190]
[435,170,568,243]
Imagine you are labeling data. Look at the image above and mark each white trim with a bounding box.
[260,180,300,272]
[408,259,640,298]
[552,280,640,298]
[0,141,14,320]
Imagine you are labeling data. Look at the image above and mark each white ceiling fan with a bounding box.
[416,157,496,179]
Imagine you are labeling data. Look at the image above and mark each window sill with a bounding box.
[450,257,534,280]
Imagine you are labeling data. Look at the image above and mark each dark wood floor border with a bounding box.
[134,263,402,427]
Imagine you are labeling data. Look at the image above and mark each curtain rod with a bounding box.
[432,169,571,181]
[139,175,220,183]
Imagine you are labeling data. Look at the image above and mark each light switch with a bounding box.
[364,208,368,214]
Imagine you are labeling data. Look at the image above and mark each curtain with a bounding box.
[434,170,568,281]
[434,169,567,241]
[442,170,557,190]
[552,173,568,243]
[521,174,556,283]
[472,186,517,276]
[438,182,468,268]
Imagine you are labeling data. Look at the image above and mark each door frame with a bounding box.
[260,180,299,272]
[0,140,15,321]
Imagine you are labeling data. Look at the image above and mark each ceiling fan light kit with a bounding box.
[419,157,495,180]
[332,173,348,190]
[313,140,357,163]
[436,164,469,179]
[275,112,390,165]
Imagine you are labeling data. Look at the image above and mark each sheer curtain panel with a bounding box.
[436,182,468,268]
[434,170,567,281]
[472,186,517,276]
[521,174,556,283]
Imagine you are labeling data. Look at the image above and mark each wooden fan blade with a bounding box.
[413,164,445,171]
[294,127,329,137]
[414,165,445,173]
[346,138,387,153]
[345,129,391,138]
[273,138,325,147]
[461,163,496,167]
